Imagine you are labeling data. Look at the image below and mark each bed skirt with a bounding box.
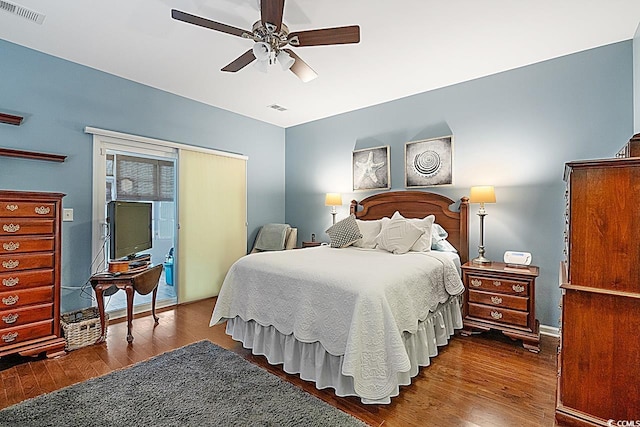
[225,294,463,404]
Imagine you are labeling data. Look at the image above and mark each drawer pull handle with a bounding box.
[2,332,18,343]
[493,281,502,287]
[2,313,18,324]
[490,296,503,305]
[2,277,19,287]
[490,310,503,320]
[2,295,19,306]
[5,205,18,212]
[2,260,19,269]
[471,279,482,287]
[2,224,20,233]
[2,242,20,251]
[34,206,50,215]
[512,284,525,293]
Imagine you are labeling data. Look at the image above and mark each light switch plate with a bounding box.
[63,208,74,222]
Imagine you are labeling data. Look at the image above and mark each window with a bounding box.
[114,155,175,201]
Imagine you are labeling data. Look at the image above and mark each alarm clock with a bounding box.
[503,251,532,266]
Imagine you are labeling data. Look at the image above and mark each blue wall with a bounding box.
[285,41,633,328]
[0,39,286,313]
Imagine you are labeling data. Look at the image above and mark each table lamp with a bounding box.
[325,193,342,225]
[469,186,496,264]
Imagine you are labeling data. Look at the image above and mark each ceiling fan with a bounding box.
[171,0,360,82]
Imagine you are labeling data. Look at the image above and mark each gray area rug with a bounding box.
[0,340,367,427]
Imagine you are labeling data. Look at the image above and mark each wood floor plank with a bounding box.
[15,363,43,400]
[0,298,559,426]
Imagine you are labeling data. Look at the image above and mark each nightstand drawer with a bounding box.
[468,302,529,327]
[468,290,529,311]
[466,275,529,296]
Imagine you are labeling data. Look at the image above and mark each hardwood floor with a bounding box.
[0,298,559,426]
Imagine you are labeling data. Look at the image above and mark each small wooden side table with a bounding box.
[460,261,540,352]
[301,241,322,248]
[89,264,163,343]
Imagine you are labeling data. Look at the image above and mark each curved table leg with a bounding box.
[152,285,159,325]
[125,285,134,343]
[94,284,107,343]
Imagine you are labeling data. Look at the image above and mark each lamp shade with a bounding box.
[276,50,295,70]
[325,193,342,206]
[469,186,496,204]
[252,42,271,61]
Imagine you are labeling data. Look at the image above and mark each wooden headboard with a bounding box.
[350,191,469,264]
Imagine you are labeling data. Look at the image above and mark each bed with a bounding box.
[210,191,469,404]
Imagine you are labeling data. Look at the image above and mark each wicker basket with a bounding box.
[61,307,108,351]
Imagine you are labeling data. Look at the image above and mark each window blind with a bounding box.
[115,155,174,201]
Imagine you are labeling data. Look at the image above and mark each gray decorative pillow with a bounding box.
[326,214,363,248]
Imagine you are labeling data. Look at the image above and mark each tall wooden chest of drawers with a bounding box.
[0,191,66,358]
[461,261,540,352]
[556,158,640,425]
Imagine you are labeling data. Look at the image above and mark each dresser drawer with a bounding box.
[468,290,529,311]
[0,269,55,291]
[466,275,529,296]
[0,319,54,348]
[468,302,529,327]
[0,219,55,236]
[0,236,55,254]
[0,253,54,272]
[0,202,56,218]
[0,303,53,330]
[0,286,54,309]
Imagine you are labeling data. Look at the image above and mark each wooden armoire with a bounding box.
[557,156,640,425]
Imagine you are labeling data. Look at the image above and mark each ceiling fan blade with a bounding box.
[288,25,360,47]
[261,0,285,31]
[171,9,249,38]
[283,49,318,83]
[221,50,257,72]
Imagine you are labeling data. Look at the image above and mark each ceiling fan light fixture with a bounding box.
[252,41,271,61]
[253,59,269,73]
[277,50,295,70]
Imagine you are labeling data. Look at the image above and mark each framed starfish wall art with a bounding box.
[352,145,390,191]
[405,136,453,188]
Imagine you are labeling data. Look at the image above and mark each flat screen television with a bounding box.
[107,201,152,260]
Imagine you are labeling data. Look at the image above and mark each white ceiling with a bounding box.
[2,1,640,128]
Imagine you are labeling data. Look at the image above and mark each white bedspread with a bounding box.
[210,246,464,401]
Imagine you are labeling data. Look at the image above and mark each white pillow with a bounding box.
[353,219,382,249]
[375,218,424,254]
[391,211,434,252]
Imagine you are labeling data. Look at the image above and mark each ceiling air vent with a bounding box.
[0,1,45,24]
[267,104,287,112]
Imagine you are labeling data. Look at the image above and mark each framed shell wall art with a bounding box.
[405,136,453,188]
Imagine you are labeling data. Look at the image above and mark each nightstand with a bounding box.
[301,241,322,248]
[460,261,540,352]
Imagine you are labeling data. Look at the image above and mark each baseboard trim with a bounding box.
[539,324,560,338]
